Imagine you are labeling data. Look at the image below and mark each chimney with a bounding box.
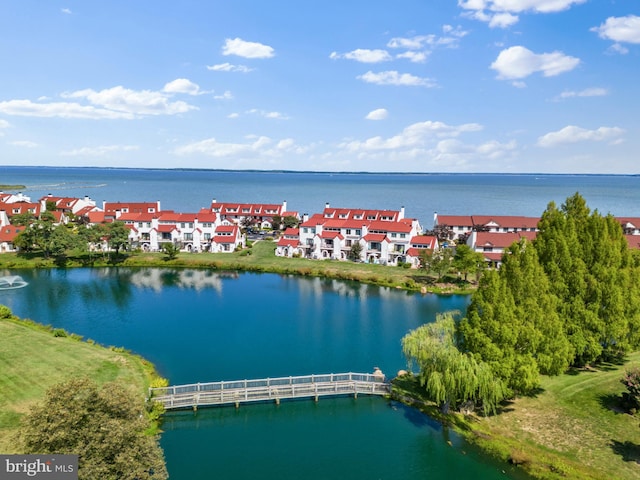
[325,202,330,209]
[282,200,287,213]
[303,213,309,223]
[399,206,405,220]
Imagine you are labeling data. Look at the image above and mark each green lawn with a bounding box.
[0,316,158,453]
[397,352,640,480]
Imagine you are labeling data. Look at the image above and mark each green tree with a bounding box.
[534,193,640,365]
[348,241,363,261]
[47,224,81,258]
[19,378,167,480]
[105,221,130,255]
[282,215,299,229]
[271,214,282,231]
[402,312,507,415]
[430,247,453,280]
[453,244,485,281]
[161,242,180,260]
[8,211,36,226]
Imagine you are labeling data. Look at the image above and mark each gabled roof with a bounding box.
[216,225,238,234]
[157,225,178,233]
[88,211,107,224]
[472,215,539,229]
[196,212,217,223]
[277,238,300,247]
[626,235,640,250]
[410,235,437,249]
[319,231,343,240]
[368,220,412,233]
[363,233,387,242]
[0,225,23,242]
[474,231,537,248]
[103,201,161,214]
[406,247,433,257]
[283,228,299,236]
[323,207,400,222]
[434,215,473,226]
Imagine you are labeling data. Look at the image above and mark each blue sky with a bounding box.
[0,1,638,173]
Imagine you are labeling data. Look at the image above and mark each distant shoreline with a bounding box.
[0,165,637,177]
[0,184,26,190]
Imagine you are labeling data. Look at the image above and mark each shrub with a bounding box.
[52,328,67,338]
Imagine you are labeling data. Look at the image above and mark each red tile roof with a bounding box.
[363,233,387,242]
[0,225,22,242]
[626,235,640,250]
[474,231,536,248]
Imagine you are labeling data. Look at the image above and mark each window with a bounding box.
[346,229,351,235]
[204,233,211,240]
[189,222,194,228]
[391,233,397,238]
[146,222,151,228]
[184,233,193,241]
[355,229,361,236]
[181,223,186,228]
[400,233,406,238]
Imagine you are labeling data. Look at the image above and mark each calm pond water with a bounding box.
[0,268,528,479]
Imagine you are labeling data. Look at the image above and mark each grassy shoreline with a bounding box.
[0,311,166,453]
[0,240,476,295]
[392,353,640,480]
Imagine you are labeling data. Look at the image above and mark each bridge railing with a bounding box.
[149,372,387,398]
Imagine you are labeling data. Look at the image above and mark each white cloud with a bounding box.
[537,125,625,147]
[60,145,139,157]
[608,43,629,55]
[340,120,483,152]
[214,90,234,100]
[396,51,429,63]
[0,119,9,133]
[429,138,517,162]
[62,85,197,116]
[357,70,437,87]
[558,87,608,99]
[246,109,289,120]
[388,26,468,50]
[591,15,640,44]
[459,0,586,28]
[365,108,388,120]
[162,78,203,95]
[174,135,308,158]
[222,38,275,59]
[329,49,392,63]
[227,112,240,119]
[489,13,519,28]
[491,46,580,79]
[61,8,72,14]
[10,140,38,148]
[207,63,253,73]
[0,82,199,119]
[0,99,136,119]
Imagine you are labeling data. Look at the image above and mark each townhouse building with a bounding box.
[210,199,292,229]
[277,204,423,265]
[433,214,539,241]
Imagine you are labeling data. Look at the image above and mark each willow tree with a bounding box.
[402,312,507,415]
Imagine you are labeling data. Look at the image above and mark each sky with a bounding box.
[0,1,638,174]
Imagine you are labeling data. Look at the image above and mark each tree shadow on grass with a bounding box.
[597,393,627,414]
[610,439,640,464]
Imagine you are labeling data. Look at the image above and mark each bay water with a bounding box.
[2,167,639,228]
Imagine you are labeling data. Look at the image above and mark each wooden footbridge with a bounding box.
[149,370,390,410]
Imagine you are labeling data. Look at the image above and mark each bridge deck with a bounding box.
[149,372,390,410]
